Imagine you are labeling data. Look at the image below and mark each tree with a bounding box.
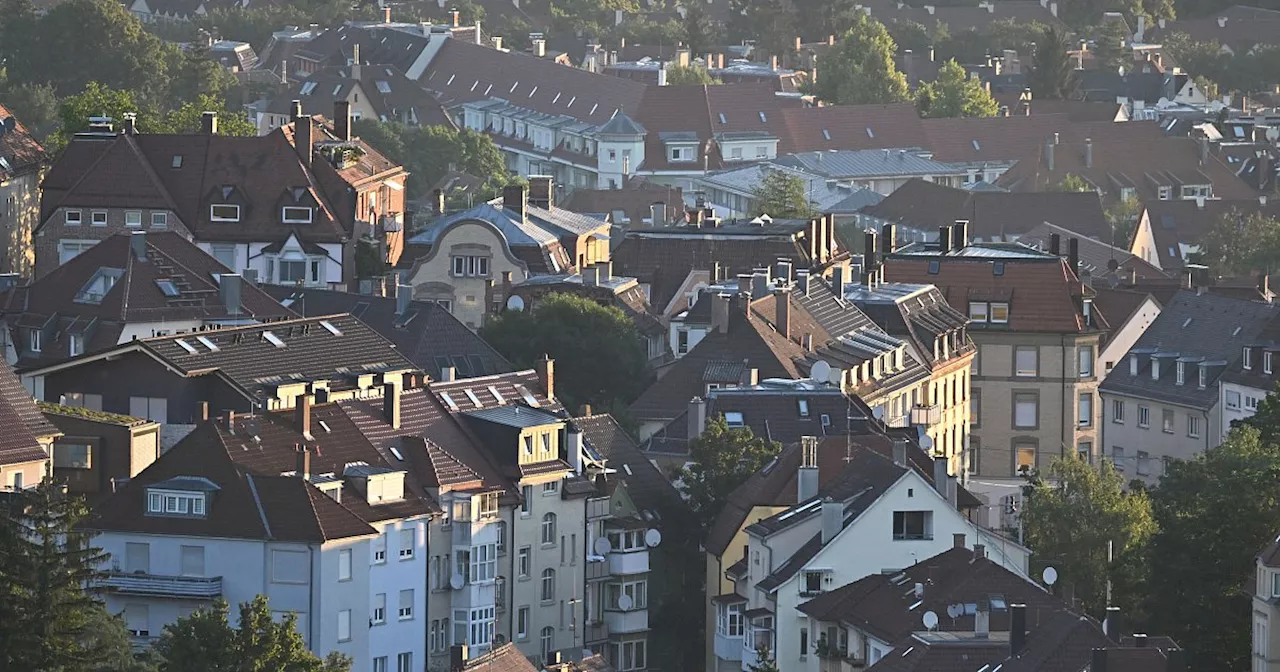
[792,0,861,42]
[915,59,1000,118]
[1020,458,1155,618]
[0,478,121,671]
[1105,196,1141,247]
[679,416,783,530]
[811,15,909,105]
[1093,19,1133,74]
[747,650,782,672]
[1197,210,1280,276]
[480,293,654,412]
[1146,426,1280,671]
[154,596,336,671]
[683,3,715,56]
[666,64,722,85]
[1052,174,1094,192]
[352,120,509,201]
[51,83,253,152]
[752,168,816,219]
[1027,27,1080,100]
[158,96,256,136]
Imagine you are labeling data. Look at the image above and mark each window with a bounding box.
[374,533,387,563]
[892,511,931,540]
[373,593,386,624]
[470,543,497,582]
[400,528,415,559]
[338,609,351,642]
[518,546,531,578]
[1162,408,1175,433]
[146,489,204,516]
[608,529,646,552]
[968,301,988,322]
[76,268,123,304]
[1268,352,1275,374]
[800,627,808,658]
[1113,399,1125,423]
[606,580,648,609]
[724,411,745,427]
[1188,414,1200,438]
[1079,346,1094,377]
[1016,443,1036,473]
[677,330,689,354]
[495,521,507,555]
[670,146,694,162]
[65,210,82,226]
[1078,441,1093,463]
[151,212,167,228]
[278,259,306,283]
[396,653,412,672]
[803,571,825,595]
[1177,361,1186,385]
[282,206,313,223]
[1014,393,1038,429]
[971,389,981,427]
[540,568,555,601]
[541,513,556,545]
[1158,185,1172,200]
[28,328,40,353]
[612,640,647,671]
[718,602,744,637]
[990,302,1009,324]
[91,211,107,226]
[466,606,495,648]
[1137,450,1151,476]
[797,399,810,417]
[124,211,142,227]
[373,657,387,672]
[398,589,414,619]
[1078,393,1093,427]
[129,397,167,423]
[53,442,92,470]
[517,606,529,640]
[451,255,490,277]
[1112,446,1125,471]
[1138,406,1150,428]
[1227,390,1242,409]
[338,549,352,581]
[1015,346,1038,376]
[541,626,555,658]
[58,239,97,264]
[69,333,84,357]
[1246,347,1254,369]
[521,485,533,515]
[125,603,149,637]
[210,204,241,221]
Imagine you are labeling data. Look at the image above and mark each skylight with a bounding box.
[320,320,342,336]
[464,389,482,407]
[488,385,505,404]
[175,338,198,354]
[332,84,343,97]
[822,129,831,140]
[300,81,318,95]
[471,80,478,91]
[866,127,875,138]
[441,392,459,411]
[376,80,392,93]
[718,112,726,124]
[172,155,183,168]
[758,111,767,122]
[590,103,598,115]
[510,81,518,92]
[515,384,540,407]
[196,336,220,352]
[263,331,286,348]
[447,74,456,85]
[156,280,180,297]
[529,85,538,97]
[553,92,561,103]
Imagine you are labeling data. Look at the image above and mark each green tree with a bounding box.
[0,479,120,671]
[1197,210,1280,276]
[666,64,722,85]
[1243,381,1280,443]
[154,596,335,671]
[352,120,509,201]
[683,3,715,56]
[1093,19,1132,74]
[1020,458,1155,618]
[679,416,783,530]
[1146,426,1280,671]
[480,293,654,412]
[1027,27,1080,100]
[747,650,782,672]
[1105,196,1141,247]
[915,59,1000,118]
[735,0,795,61]
[158,96,256,136]
[51,83,253,151]
[1053,174,1095,192]
[793,0,861,42]
[811,15,910,105]
[1,82,59,136]
[752,168,816,218]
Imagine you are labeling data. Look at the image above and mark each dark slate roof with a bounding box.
[404,202,574,275]
[266,64,454,129]
[573,413,695,534]
[261,285,513,380]
[1099,290,1277,409]
[597,110,646,136]
[1138,199,1280,271]
[1015,221,1165,281]
[1259,534,1280,568]
[0,359,59,466]
[1222,310,1280,391]
[0,102,46,177]
[843,283,973,369]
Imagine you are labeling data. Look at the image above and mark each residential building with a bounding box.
[448,642,614,671]
[88,395,435,668]
[694,163,882,222]
[1150,5,1280,55]
[38,102,408,286]
[19,313,419,448]
[261,284,514,381]
[708,435,1028,672]
[258,61,454,134]
[1092,287,1162,375]
[1099,290,1277,484]
[1220,312,1280,435]
[398,179,610,328]
[0,359,60,490]
[206,40,259,72]
[1254,536,1280,672]
[0,231,294,367]
[881,230,1106,506]
[0,102,46,278]
[771,148,970,195]
[1130,198,1280,272]
[1015,221,1165,283]
[40,402,161,502]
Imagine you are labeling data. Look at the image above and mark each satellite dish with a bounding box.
[827,366,843,386]
[506,295,525,311]
[449,573,465,590]
[946,604,961,619]
[593,537,612,555]
[810,360,831,384]
[618,594,634,611]
[919,435,934,450]
[922,611,939,630]
[872,406,884,420]
[645,529,662,547]
[1042,566,1059,586]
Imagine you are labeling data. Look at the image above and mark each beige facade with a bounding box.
[704,505,784,672]
[404,220,532,329]
[1254,556,1280,672]
[1,454,49,491]
[1,169,41,278]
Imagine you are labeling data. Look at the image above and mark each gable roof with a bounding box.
[1015,221,1165,281]
[0,359,59,466]
[574,413,696,534]
[0,102,46,177]
[267,64,454,129]
[1138,198,1280,271]
[1153,5,1280,53]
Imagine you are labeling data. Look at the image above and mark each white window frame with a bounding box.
[968,301,988,322]
[1188,414,1200,438]
[1078,346,1093,378]
[338,549,352,581]
[398,589,414,620]
[210,204,241,222]
[990,302,1009,324]
[65,210,82,226]
[373,593,386,624]
[1138,406,1150,428]
[399,528,415,560]
[1015,346,1038,377]
[282,206,313,223]
[90,211,107,226]
[1112,399,1124,423]
[151,212,167,228]
[125,211,142,228]
[1078,393,1092,427]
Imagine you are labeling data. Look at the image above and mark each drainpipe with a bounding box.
[1061,333,1069,461]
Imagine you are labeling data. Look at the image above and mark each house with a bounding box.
[1253,535,1280,672]
[38,103,409,287]
[261,284,513,381]
[0,231,295,367]
[1092,287,1162,375]
[708,435,1029,672]
[771,149,971,195]
[694,163,883,222]
[206,40,258,72]
[0,102,47,279]
[1216,310,1280,440]
[87,397,435,666]
[19,313,419,449]
[398,179,611,328]
[1130,198,1280,272]
[1015,221,1166,283]
[0,359,60,490]
[881,229,1107,509]
[258,61,454,135]
[1099,290,1277,484]
[39,402,160,502]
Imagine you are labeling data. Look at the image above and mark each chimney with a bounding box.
[396,283,412,316]
[434,188,446,215]
[650,201,664,225]
[122,113,138,136]
[938,226,953,253]
[1068,238,1080,276]
[296,445,311,480]
[832,265,846,298]
[1133,633,1149,647]
[381,6,390,22]
[199,401,209,422]
[130,230,148,260]
[335,100,352,142]
[881,223,897,254]
[973,543,986,559]
[201,111,218,135]
[1091,649,1108,672]
[774,258,793,284]
[737,273,752,297]
[1049,232,1061,255]
[975,603,990,638]
[892,439,908,467]
[952,219,969,249]
[1046,138,1055,171]
[1084,137,1094,169]
[528,175,554,209]
[583,264,601,287]
[450,644,469,672]
[227,410,235,434]
[751,271,768,299]
[350,42,361,79]
[383,380,401,429]
[775,288,791,339]
[825,213,837,259]
[1104,606,1123,640]
[1199,135,1209,165]
[451,7,460,26]
[296,393,313,438]
[220,273,242,316]
[535,355,554,399]
[580,403,593,416]
[797,270,811,296]
[933,457,948,496]
[566,422,584,474]
[688,397,707,438]
[293,101,312,166]
[503,184,528,219]
[821,497,842,544]
[440,365,455,382]
[863,230,878,280]
[797,436,819,501]
[1010,604,1027,656]
[952,532,965,549]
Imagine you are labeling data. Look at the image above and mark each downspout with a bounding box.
[1061,333,1068,459]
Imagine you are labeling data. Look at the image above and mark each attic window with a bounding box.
[376,81,392,94]
[175,339,198,355]
[927,260,940,275]
[300,81,318,95]
[147,489,206,517]
[282,206,313,224]
[75,268,124,304]
[993,262,1005,276]
[758,111,767,122]
[724,412,744,427]
[822,129,831,140]
[866,127,875,138]
[196,336,219,352]
[797,399,809,417]
[529,85,538,98]
[332,84,343,97]
[172,155,183,169]
[210,204,241,222]
[718,113,727,124]
[320,320,342,336]
[156,280,180,297]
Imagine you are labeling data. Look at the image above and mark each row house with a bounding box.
[0,103,46,278]
[37,101,408,287]
[0,359,60,491]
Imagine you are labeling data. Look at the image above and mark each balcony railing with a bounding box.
[584,620,609,643]
[911,403,942,426]
[586,559,611,581]
[102,572,222,599]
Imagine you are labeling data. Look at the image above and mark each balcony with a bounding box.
[586,558,611,581]
[102,572,222,599]
[714,632,743,662]
[911,403,942,427]
[603,607,648,634]
[584,620,609,644]
[608,549,649,576]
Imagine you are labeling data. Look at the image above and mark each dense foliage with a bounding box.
[351,120,510,203]
[811,15,910,105]
[679,416,783,530]
[915,59,1000,118]
[154,597,347,672]
[752,169,816,218]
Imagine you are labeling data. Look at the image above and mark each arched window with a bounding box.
[541,626,555,658]
[541,568,555,601]
[541,512,556,545]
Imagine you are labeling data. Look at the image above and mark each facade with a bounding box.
[694,163,882,222]
[1219,311,1280,435]
[0,103,46,279]
[1100,291,1277,484]
[1093,287,1162,375]
[40,402,161,502]
[1254,537,1280,672]
[258,62,454,135]
[0,359,60,490]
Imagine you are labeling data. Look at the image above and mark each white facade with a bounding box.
[1099,295,1162,374]
[196,236,344,288]
[1222,380,1268,436]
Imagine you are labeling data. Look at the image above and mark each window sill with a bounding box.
[398,615,414,622]
[540,600,555,607]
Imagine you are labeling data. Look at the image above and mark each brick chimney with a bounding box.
[535,355,554,399]
[293,101,312,166]
[528,175,554,209]
[711,292,731,334]
[296,445,311,480]
[296,393,313,439]
[503,184,527,219]
[335,100,352,142]
[774,287,790,340]
[383,380,401,429]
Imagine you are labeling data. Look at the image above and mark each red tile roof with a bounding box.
[776,104,925,155]
[0,359,58,466]
[0,102,46,177]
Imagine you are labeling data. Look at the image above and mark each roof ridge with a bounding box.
[244,472,274,539]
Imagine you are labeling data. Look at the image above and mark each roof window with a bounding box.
[210,204,241,222]
[156,280,180,297]
[75,268,124,304]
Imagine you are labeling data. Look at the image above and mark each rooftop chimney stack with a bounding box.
[832,265,846,298]
[975,602,991,638]
[201,111,218,135]
[383,380,401,429]
[952,219,969,250]
[434,188,446,215]
[503,184,528,220]
[1104,606,1123,640]
[131,231,148,261]
[296,393,313,439]
[440,365,455,382]
[528,175,554,209]
[863,230,879,285]
[688,396,707,438]
[535,355,554,399]
[1049,232,1061,256]
[296,445,311,480]
[711,292,731,334]
[1068,238,1080,276]
[953,532,965,549]
[1199,135,1209,165]
[122,113,138,136]
[335,100,352,142]
[775,287,791,339]
[797,269,811,296]
[1010,604,1027,656]
[821,496,842,544]
[396,283,412,316]
[933,457,948,497]
[1085,137,1093,168]
[220,273,243,316]
[351,42,361,78]
[797,436,819,501]
[450,644,469,672]
[293,101,312,166]
[1046,137,1055,171]
[881,223,897,255]
[938,226,953,253]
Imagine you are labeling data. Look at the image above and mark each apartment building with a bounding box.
[882,228,1106,505]
[1219,311,1280,436]
[0,103,46,278]
[1100,291,1276,484]
[0,359,60,491]
[1254,537,1280,672]
[39,402,161,502]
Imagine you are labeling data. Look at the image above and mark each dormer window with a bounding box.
[146,489,207,517]
[1176,361,1185,385]
[1158,185,1172,200]
[65,210,82,226]
[1267,352,1274,374]
[282,206,313,224]
[1199,364,1208,388]
[210,204,241,222]
[1245,347,1253,369]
